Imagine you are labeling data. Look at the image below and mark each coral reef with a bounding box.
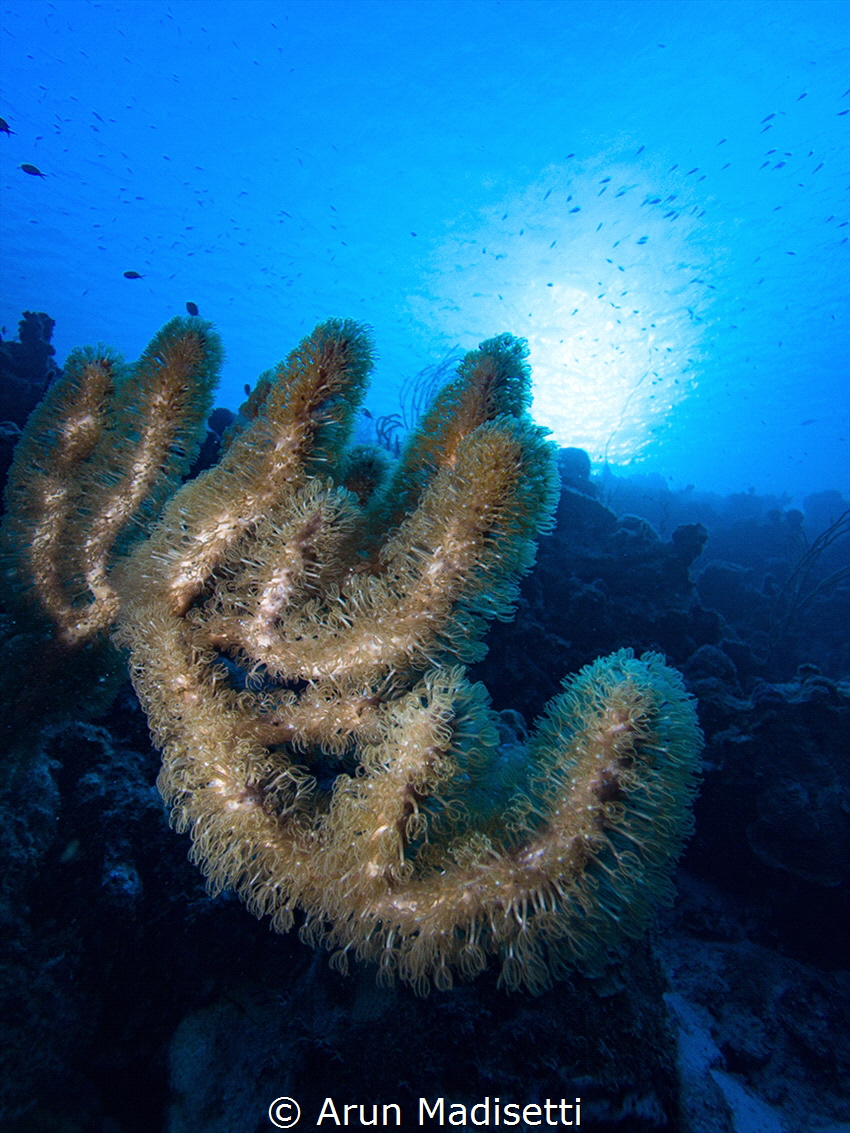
[2,315,702,994]
[1,388,847,1127]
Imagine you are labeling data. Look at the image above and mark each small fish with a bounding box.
[599,176,611,184]
[813,163,823,172]
[761,113,775,123]
[569,206,580,213]
[362,408,373,419]
[797,92,807,101]
[838,109,849,117]
[544,189,552,200]
[636,145,644,155]
[0,117,14,135]
[123,270,143,279]
[773,161,786,169]
[186,301,199,315]
[549,240,556,248]
[21,163,46,177]
[637,236,648,245]
[801,418,816,426]
[718,138,727,145]
[686,167,698,175]
[669,164,678,172]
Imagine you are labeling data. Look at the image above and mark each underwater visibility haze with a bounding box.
[1,3,849,1133]
[1,0,848,500]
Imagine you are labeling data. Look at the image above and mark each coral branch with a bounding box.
[0,318,222,780]
[2,317,221,646]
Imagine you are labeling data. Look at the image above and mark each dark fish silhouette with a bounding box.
[0,117,13,135]
[21,163,46,177]
[123,270,143,279]
[186,301,199,316]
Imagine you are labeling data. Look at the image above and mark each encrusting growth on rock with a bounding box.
[3,315,702,992]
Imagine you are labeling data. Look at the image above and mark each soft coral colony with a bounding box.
[1,315,702,994]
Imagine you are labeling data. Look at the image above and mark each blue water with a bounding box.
[1,0,847,501]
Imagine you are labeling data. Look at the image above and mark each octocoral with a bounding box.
[3,315,702,992]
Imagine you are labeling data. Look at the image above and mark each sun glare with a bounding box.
[411,154,712,467]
